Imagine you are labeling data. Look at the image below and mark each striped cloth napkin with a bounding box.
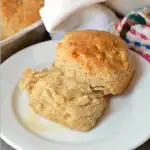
[115,7,150,62]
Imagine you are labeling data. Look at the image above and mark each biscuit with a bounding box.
[20,66,108,131]
[55,30,134,95]
[1,0,44,40]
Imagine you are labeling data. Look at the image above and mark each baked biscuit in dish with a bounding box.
[0,0,44,40]
[20,67,108,131]
[55,30,134,95]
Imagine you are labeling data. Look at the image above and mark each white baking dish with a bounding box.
[0,20,47,62]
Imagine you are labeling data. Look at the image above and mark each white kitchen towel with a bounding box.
[40,0,119,40]
[40,0,106,32]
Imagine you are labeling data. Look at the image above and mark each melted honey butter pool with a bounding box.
[22,109,66,133]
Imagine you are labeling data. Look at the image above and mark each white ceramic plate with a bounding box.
[1,41,150,150]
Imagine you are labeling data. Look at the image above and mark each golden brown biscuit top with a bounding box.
[57,30,130,75]
[0,0,44,40]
